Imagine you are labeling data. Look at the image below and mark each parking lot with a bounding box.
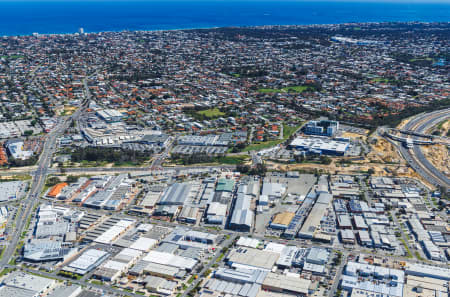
[172,145,228,155]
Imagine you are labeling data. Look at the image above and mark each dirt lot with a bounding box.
[367,136,404,164]
[341,132,367,141]
[421,144,450,177]
[397,118,412,129]
[268,160,435,189]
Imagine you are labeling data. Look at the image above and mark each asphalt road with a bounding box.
[0,85,89,267]
[6,265,142,297]
[182,233,238,297]
[396,109,450,189]
[327,251,348,297]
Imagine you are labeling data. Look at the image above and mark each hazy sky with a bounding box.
[1,0,449,4]
[0,0,450,4]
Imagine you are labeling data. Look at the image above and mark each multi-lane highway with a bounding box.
[395,109,450,189]
[0,83,90,267]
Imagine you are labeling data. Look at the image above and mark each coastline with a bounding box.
[0,0,449,37]
[2,21,449,38]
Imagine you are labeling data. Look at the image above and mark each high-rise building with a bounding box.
[304,119,339,137]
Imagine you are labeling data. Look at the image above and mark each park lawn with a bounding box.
[0,174,32,182]
[258,88,279,93]
[216,155,249,165]
[371,77,391,83]
[399,238,413,258]
[283,123,302,139]
[1,55,24,60]
[196,108,225,118]
[282,85,311,93]
[113,160,150,167]
[240,122,302,152]
[0,267,15,277]
[242,139,283,152]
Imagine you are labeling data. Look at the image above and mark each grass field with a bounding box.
[0,174,32,182]
[196,108,225,118]
[241,122,302,152]
[410,57,433,62]
[242,140,283,152]
[216,155,249,165]
[0,55,24,60]
[283,123,301,139]
[258,85,315,94]
[399,238,413,258]
[371,77,391,83]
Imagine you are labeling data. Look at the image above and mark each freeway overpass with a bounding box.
[393,109,450,190]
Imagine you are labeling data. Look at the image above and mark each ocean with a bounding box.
[0,0,449,36]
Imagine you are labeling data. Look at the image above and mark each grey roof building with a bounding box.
[305,247,329,265]
[140,134,169,146]
[35,221,68,238]
[229,187,254,232]
[159,182,192,205]
[23,240,74,262]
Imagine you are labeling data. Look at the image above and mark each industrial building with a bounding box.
[305,247,329,265]
[236,237,261,249]
[139,133,170,146]
[289,136,349,156]
[96,109,123,123]
[340,229,355,244]
[403,275,449,297]
[282,195,315,239]
[177,135,227,146]
[0,206,7,238]
[0,180,27,202]
[142,251,197,271]
[5,138,33,160]
[405,263,450,281]
[162,227,218,250]
[178,205,200,224]
[226,248,279,271]
[206,202,228,225]
[353,215,368,230]
[46,182,68,199]
[82,174,132,210]
[229,185,254,232]
[158,182,194,205]
[341,262,405,297]
[144,275,178,295]
[214,268,268,285]
[93,248,142,282]
[270,212,295,230]
[93,218,135,244]
[262,273,311,296]
[129,237,158,252]
[23,240,76,262]
[298,192,332,239]
[64,249,110,275]
[216,178,235,192]
[337,214,352,229]
[203,277,261,297]
[274,245,298,268]
[46,285,82,297]
[0,271,56,297]
[261,183,286,201]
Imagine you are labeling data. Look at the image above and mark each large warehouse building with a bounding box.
[298,192,333,239]
[289,136,349,156]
